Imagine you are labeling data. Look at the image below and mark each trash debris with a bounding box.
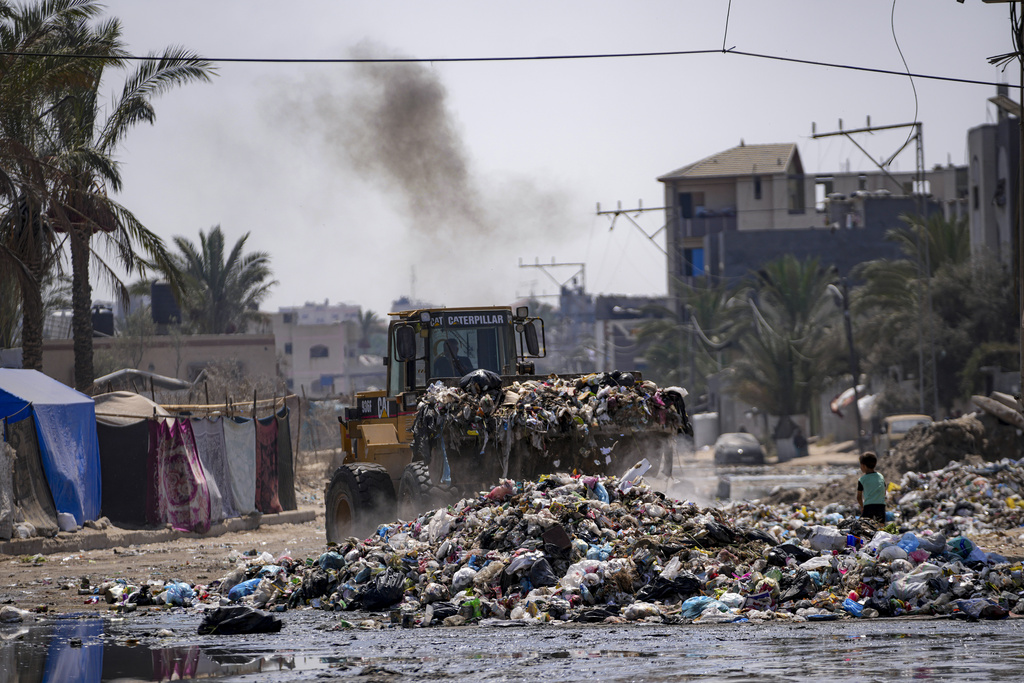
[197,605,283,635]
[19,454,1024,629]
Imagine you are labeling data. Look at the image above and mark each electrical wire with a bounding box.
[888,0,918,169]
[722,0,734,53]
[0,46,1006,88]
[988,2,1021,70]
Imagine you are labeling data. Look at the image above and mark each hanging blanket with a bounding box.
[255,414,282,514]
[191,418,237,522]
[275,406,297,511]
[223,417,256,515]
[0,442,13,539]
[96,420,149,527]
[146,419,211,533]
[6,416,59,537]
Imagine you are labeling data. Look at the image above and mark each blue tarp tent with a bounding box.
[0,369,101,524]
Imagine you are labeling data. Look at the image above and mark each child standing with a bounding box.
[857,451,886,523]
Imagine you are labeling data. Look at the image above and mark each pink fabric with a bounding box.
[146,419,212,533]
[255,415,282,514]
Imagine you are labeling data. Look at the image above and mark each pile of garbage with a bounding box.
[894,459,1024,538]
[411,371,691,472]
[98,459,1018,627]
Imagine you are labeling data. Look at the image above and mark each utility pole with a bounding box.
[830,279,864,455]
[812,119,936,417]
[983,0,1024,414]
[595,200,669,256]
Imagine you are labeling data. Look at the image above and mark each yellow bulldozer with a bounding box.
[324,305,691,541]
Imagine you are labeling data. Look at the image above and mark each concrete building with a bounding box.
[658,142,967,303]
[42,334,277,389]
[967,85,1020,264]
[271,300,384,398]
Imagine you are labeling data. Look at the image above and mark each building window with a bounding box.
[753,176,762,200]
[310,344,329,359]
[682,248,705,277]
[284,342,292,355]
[787,175,805,214]
[282,312,294,324]
[286,378,294,390]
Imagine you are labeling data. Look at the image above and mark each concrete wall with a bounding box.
[42,334,278,388]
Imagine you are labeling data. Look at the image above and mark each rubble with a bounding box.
[67,457,1024,627]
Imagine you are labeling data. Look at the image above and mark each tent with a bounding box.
[0,369,101,525]
[94,391,170,526]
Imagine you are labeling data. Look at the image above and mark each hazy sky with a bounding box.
[95,0,1012,316]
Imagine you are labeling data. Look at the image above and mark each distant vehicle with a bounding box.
[713,432,765,465]
[877,414,931,454]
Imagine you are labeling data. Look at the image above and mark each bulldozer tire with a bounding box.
[398,462,432,519]
[397,462,461,518]
[324,463,396,543]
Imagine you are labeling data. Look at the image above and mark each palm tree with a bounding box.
[636,277,741,391]
[728,255,843,419]
[0,0,106,369]
[166,225,277,334]
[356,309,382,349]
[43,14,213,391]
[851,213,981,414]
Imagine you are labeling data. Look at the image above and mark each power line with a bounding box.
[0,47,1007,88]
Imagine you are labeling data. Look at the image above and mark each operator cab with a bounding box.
[388,306,543,400]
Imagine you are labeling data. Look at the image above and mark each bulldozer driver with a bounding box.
[432,337,474,378]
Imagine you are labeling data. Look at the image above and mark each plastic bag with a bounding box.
[807,525,846,552]
[228,578,261,602]
[842,598,864,617]
[623,602,661,620]
[636,573,701,602]
[318,551,345,571]
[358,568,405,611]
[681,595,726,619]
[164,581,195,606]
[529,558,558,588]
[617,458,651,493]
[459,369,502,395]
[452,567,478,592]
[198,605,283,635]
[897,533,920,553]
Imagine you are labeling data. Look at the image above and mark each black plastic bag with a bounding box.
[424,601,458,624]
[742,527,777,545]
[459,369,502,395]
[636,572,702,602]
[357,568,406,611]
[574,606,620,623]
[198,606,283,635]
[529,558,558,587]
[778,569,814,603]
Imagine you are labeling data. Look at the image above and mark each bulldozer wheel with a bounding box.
[398,462,432,519]
[324,463,396,543]
[397,462,461,518]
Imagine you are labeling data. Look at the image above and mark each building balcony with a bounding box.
[678,214,738,237]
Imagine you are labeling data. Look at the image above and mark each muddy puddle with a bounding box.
[3,613,1023,682]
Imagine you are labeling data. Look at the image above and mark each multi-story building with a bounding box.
[657,142,968,304]
[271,300,373,397]
[968,84,1020,264]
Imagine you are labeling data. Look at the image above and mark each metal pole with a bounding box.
[1019,0,1024,411]
[841,279,864,454]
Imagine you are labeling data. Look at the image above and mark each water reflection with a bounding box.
[0,620,298,683]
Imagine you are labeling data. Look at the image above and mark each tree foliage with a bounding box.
[728,255,844,417]
[165,225,277,335]
[851,213,1016,413]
